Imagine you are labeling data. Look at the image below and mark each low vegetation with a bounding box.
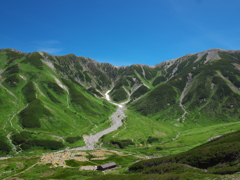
[129,130,240,175]
[1,49,240,179]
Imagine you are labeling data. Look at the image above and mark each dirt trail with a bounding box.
[3,162,39,180]
[70,90,128,150]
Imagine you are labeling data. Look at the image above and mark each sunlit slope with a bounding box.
[0,49,115,154]
[129,130,240,175]
[129,49,240,124]
[1,48,240,155]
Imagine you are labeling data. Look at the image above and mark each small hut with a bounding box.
[97,162,116,171]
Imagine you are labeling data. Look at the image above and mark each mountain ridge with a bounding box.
[5,47,240,67]
[1,47,240,155]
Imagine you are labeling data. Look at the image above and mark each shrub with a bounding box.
[152,76,166,86]
[46,90,61,103]
[111,139,135,149]
[4,74,20,87]
[22,82,36,103]
[147,136,159,144]
[46,81,65,95]
[3,64,19,76]
[131,85,149,100]
[21,139,64,150]
[155,146,163,150]
[142,163,203,175]
[111,87,128,102]
[0,136,11,153]
[87,87,102,97]
[22,52,44,70]
[66,136,81,144]
[131,83,177,115]
[12,131,32,145]
[19,99,52,128]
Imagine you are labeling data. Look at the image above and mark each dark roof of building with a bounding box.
[98,162,116,169]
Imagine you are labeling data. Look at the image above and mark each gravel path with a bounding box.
[71,90,128,150]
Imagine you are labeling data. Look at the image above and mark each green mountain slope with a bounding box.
[129,49,240,124]
[89,130,240,180]
[128,130,240,175]
[1,48,240,179]
[0,49,116,155]
[1,48,240,156]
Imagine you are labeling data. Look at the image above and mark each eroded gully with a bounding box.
[70,90,128,151]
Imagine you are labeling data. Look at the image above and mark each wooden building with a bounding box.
[97,162,116,170]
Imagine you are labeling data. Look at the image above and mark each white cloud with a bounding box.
[37,47,63,54]
[35,40,63,54]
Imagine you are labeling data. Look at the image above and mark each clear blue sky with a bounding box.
[1,0,240,66]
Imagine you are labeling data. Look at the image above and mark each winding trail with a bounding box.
[3,162,39,180]
[70,90,128,150]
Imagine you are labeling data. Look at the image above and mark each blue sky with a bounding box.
[0,0,240,66]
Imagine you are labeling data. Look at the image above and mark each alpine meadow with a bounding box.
[1,48,240,179]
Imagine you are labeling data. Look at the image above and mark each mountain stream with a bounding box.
[70,90,128,151]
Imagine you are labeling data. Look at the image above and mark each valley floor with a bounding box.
[1,149,144,180]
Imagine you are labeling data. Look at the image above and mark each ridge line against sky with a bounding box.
[0,0,240,66]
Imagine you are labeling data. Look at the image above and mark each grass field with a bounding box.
[100,109,240,157]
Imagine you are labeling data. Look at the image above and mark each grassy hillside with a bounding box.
[129,130,240,174]
[129,50,240,125]
[0,49,116,155]
[1,48,240,179]
[89,130,240,180]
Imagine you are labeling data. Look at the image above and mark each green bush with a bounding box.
[111,139,134,149]
[131,85,149,100]
[19,99,52,128]
[87,87,102,97]
[12,131,32,145]
[131,83,177,115]
[3,64,19,76]
[147,136,159,144]
[4,74,20,87]
[209,166,240,175]
[4,49,24,65]
[143,66,158,80]
[111,87,128,102]
[155,146,163,150]
[0,136,11,153]
[152,76,166,86]
[21,139,64,150]
[22,52,44,70]
[142,163,203,174]
[46,81,65,95]
[61,78,91,107]
[22,82,36,103]
[65,136,81,144]
[46,90,61,103]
